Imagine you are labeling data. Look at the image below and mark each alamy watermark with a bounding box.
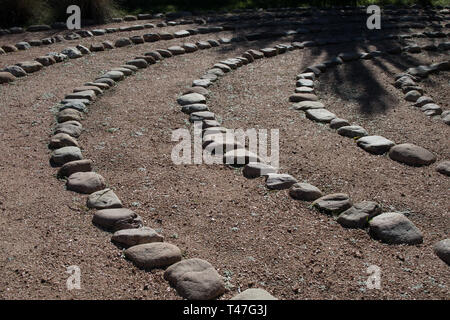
[66,5,81,30]
[367,5,381,30]
[66,265,81,290]
[366,265,381,289]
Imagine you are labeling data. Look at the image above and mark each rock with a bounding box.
[48,133,79,149]
[125,243,182,269]
[61,47,83,59]
[289,93,319,102]
[16,42,31,50]
[124,15,137,21]
[87,188,122,209]
[420,103,442,116]
[337,201,382,228]
[337,125,368,138]
[145,51,163,61]
[405,90,421,102]
[59,101,87,113]
[261,47,278,57]
[357,135,395,155]
[76,45,90,54]
[189,111,215,122]
[389,143,436,166]
[168,46,186,55]
[66,172,106,194]
[102,41,114,49]
[295,86,315,94]
[163,258,225,300]
[99,71,124,82]
[369,212,423,245]
[130,36,144,44]
[57,159,92,178]
[395,76,415,88]
[297,72,315,80]
[265,173,298,190]
[0,72,16,83]
[435,161,450,176]
[177,93,206,105]
[27,24,51,32]
[174,30,190,38]
[65,90,96,102]
[182,43,198,52]
[115,38,132,47]
[90,43,104,52]
[289,183,323,201]
[73,86,102,96]
[15,61,43,73]
[93,208,143,231]
[35,56,56,66]
[296,79,314,87]
[126,59,148,69]
[312,193,352,215]
[57,108,82,123]
[197,41,211,49]
[223,149,261,166]
[433,239,450,265]
[51,146,83,166]
[243,162,277,178]
[181,104,209,114]
[112,227,163,248]
[2,45,18,52]
[329,118,350,129]
[47,52,68,62]
[305,108,336,123]
[338,52,362,61]
[231,288,277,300]
[441,110,450,125]
[192,79,211,88]
[414,96,434,107]
[213,63,231,72]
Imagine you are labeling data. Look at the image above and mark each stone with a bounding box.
[174,30,190,38]
[143,33,160,42]
[295,86,315,94]
[337,125,368,138]
[441,111,450,125]
[405,90,422,102]
[338,52,362,61]
[389,143,436,166]
[2,45,18,52]
[102,41,114,49]
[190,111,215,122]
[158,32,174,40]
[407,65,431,77]
[87,188,122,209]
[305,108,337,123]
[168,46,186,55]
[296,79,314,87]
[243,162,277,178]
[312,193,352,215]
[192,79,211,88]
[90,43,105,52]
[48,133,79,149]
[435,161,450,176]
[59,101,87,113]
[369,212,423,245]
[76,45,90,54]
[0,72,16,83]
[247,49,264,59]
[130,36,144,44]
[93,208,142,231]
[124,15,137,21]
[265,173,298,190]
[184,87,210,97]
[402,86,423,94]
[112,227,163,248]
[223,149,261,166]
[297,72,315,80]
[35,56,56,66]
[421,103,442,116]
[125,243,182,269]
[66,172,106,194]
[47,52,68,62]
[92,29,106,35]
[51,146,83,166]
[145,51,163,61]
[289,183,323,201]
[61,47,83,59]
[27,24,51,32]
[16,42,31,50]
[231,288,277,300]
[115,38,132,47]
[181,104,209,114]
[111,67,133,76]
[197,41,211,49]
[414,96,434,107]
[357,136,395,155]
[74,86,103,96]
[182,43,198,52]
[289,93,319,102]
[57,108,82,123]
[126,59,148,69]
[163,258,225,300]
[213,63,231,72]
[15,61,43,73]
[65,90,96,102]
[57,159,92,178]
[395,76,415,88]
[329,118,350,129]
[99,71,124,81]
[337,201,382,228]
[261,48,278,57]
[177,93,206,105]
[433,239,450,265]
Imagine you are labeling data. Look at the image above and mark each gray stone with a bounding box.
[0,72,15,83]
[16,42,31,50]
[189,111,215,122]
[99,71,124,81]
[289,93,319,102]
[87,188,122,209]
[329,118,350,129]
[125,243,182,269]
[192,79,211,88]
[295,86,315,94]
[223,149,261,166]
[421,103,442,116]
[435,161,450,176]
[297,72,315,80]
[261,48,278,57]
[369,212,423,245]
[289,183,323,201]
[115,37,132,47]
[163,258,225,300]
[441,110,450,125]
[48,133,79,149]
[35,56,56,66]
[357,136,395,155]
[57,108,83,123]
[112,227,164,248]
[57,159,92,178]
[337,201,382,228]
[312,193,352,215]
[58,101,87,113]
[66,172,106,194]
[243,162,277,178]
[65,90,96,102]
[296,79,314,87]
[51,146,82,166]
[2,65,27,77]
[181,104,209,114]
[405,90,422,102]
[61,47,83,59]
[76,45,90,54]
[177,93,206,105]
[389,143,436,166]
[126,59,148,69]
[93,208,142,231]
[433,239,450,265]
[15,61,43,73]
[265,173,298,190]
[231,288,277,300]
[337,125,368,138]
[305,109,337,123]
[168,46,186,55]
[414,96,434,107]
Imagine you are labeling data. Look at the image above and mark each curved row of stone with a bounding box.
[290,47,449,174]
[174,42,449,266]
[2,17,448,85]
[46,35,278,300]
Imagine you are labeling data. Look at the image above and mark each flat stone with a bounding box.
[296,79,314,87]
[442,110,450,125]
[421,103,442,116]
[163,258,225,300]
[181,104,209,114]
[265,173,298,190]
[15,61,43,73]
[51,146,82,166]
[16,42,31,50]
[435,161,450,176]
[223,149,261,166]
[405,90,422,102]
[111,67,133,76]
[57,108,83,123]
[243,162,277,178]
[305,108,337,123]
[184,87,209,97]
[115,38,132,47]
[192,79,211,88]
[213,63,231,72]
[168,46,186,55]
[312,193,352,215]
[125,243,182,269]
[2,45,18,52]
[329,118,350,129]
[337,201,382,228]
[99,71,124,81]
[289,183,323,201]
[389,143,436,166]
[337,125,368,138]
[102,41,114,49]
[76,45,90,54]
[357,135,395,155]
[111,227,164,248]
[57,159,92,178]
[177,93,206,105]
[35,56,56,66]
[93,208,143,231]
[395,76,416,88]
[65,90,96,101]
[47,52,68,62]
[174,30,190,38]
[197,41,211,49]
[143,33,161,42]
[48,133,79,149]
[87,188,122,209]
[0,72,16,83]
[231,288,277,300]
[247,50,264,59]
[73,86,102,96]
[130,36,144,44]
[295,86,315,94]
[182,43,198,52]
[433,239,450,265]
[369,212,423,245]
[414,96,434,107]
[261,48,278,57]
[58,101,87,113]
[297,72,315,80]
[289,93,319,102]
[126,59,148,69]
[338,52,362,61]
[189,111,215,122]
[61,47,83,59]
[66,172,106,194]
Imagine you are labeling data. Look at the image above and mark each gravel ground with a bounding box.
[0,15,448,300]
